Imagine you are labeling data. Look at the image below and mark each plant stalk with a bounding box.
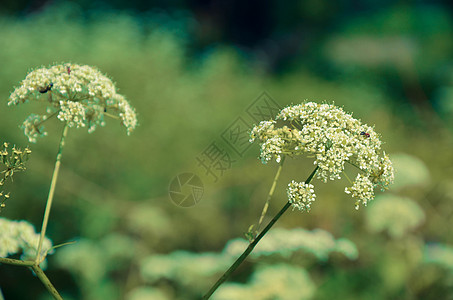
[31,265,63,300]
[36,123,69,264]
[0,257,35,267]
[256,156,286,232]
[0,258,63,299]
[202,165,319,299]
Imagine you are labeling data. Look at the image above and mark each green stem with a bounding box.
[31,265,63,300]
[34,111,59,128]
[0,257,35,267]
[0,258,62,299]
[0,124,69,300]
[103,112,120,120]
[343,170,353,185]
[36,123,69,264]
[202,165,319,299]
[345,160,366,173]
[256,156,285,232]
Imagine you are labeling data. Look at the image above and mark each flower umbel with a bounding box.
[287,181,316,212]
[250,102,394,210]
[9,63,138,142]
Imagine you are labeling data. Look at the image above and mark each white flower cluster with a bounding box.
[287,181,316,212]
[20,114,48,143]
[250,102,394,209]
[9,63,137,142]
[116,94,138,135]
[0,218,53,261]
[345,174,374,210]
[58,100,86,128]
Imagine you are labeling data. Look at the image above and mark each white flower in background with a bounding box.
[0,218,53,263]
[9,63,137,142]
[223,227,358,261]
[213,264,315,300]
[250,101,394,210]
[366,195,425,238]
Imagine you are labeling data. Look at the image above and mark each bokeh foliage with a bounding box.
[1,2,453,299]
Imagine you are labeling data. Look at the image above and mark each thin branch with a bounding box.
[30,265,63,300]
[202,165,319,299]
[0,257,34,267]
[36,124,69,264]
[256,156,286,232]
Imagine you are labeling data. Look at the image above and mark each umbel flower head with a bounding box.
[250,102,394,210]
[9,63,137,142]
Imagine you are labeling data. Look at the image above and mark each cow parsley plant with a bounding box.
[1,63,137,300]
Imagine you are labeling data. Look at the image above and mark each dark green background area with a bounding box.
[0,1,453,299]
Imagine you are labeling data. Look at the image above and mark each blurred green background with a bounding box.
[1,1,453,299]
